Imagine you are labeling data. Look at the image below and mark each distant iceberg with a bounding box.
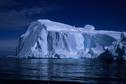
[17,19,126,60]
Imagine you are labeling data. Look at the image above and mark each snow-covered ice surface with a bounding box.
[17,19,126,59]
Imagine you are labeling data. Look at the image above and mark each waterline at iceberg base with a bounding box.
[16,19,126,60]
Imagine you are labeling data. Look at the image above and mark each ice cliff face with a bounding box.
[17,19,125,59]
[99,32,126,60]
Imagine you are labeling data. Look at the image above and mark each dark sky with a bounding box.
[0,0,126,53]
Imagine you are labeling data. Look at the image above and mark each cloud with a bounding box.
[0,0,64,30]
[0,39,17,51]
[0,10,30,29]
[0,6,61,30]
[0,0,18,7]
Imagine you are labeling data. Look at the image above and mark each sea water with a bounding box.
[0,57,126,83]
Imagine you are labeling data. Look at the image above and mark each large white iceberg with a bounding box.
[17,19,125,59]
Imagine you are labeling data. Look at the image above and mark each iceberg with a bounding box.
[17,19,125,59]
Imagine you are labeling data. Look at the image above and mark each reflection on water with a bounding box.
[0,58,126,83]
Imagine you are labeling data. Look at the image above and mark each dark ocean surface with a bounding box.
[0,57,126,84]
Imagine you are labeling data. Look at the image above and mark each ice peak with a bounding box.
[84,24,95,30]
[36,19,76,32]
[37,19,52,23]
